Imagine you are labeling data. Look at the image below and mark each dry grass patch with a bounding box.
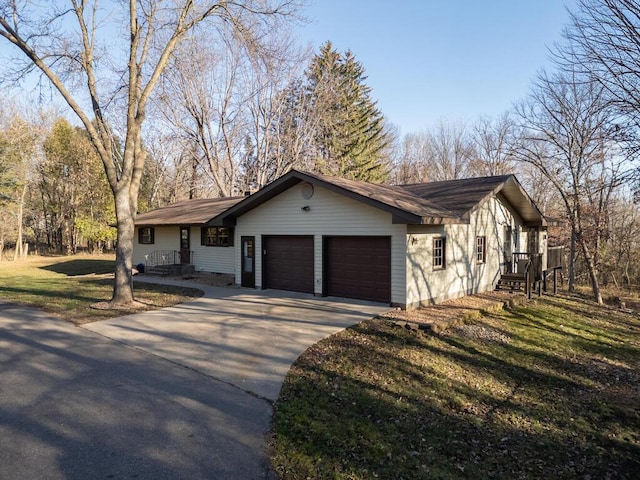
[0,255,203,324]
[272,294,640,480]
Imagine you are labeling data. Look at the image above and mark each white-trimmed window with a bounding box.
[433,237,446,269]
[476,236,486,264]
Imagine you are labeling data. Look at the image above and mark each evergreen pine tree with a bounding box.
[305,41,390,182]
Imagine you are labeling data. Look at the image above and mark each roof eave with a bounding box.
[134,220,212,227]
[212,169,429,225]
[418,216,463,225]
[464,175,546,227]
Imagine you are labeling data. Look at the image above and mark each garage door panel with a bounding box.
[325,236,391,303]
[263,236,314,293]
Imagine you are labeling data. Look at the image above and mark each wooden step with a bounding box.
[496,274,525,293]
[144,264,195,276]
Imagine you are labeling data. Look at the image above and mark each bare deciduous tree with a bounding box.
[512,69,630,303]
[469,114,515,176]
[563,0,640,153]
[389,131,431,184]
[425,120,473,181]
[160,26,307,198]
[0,1,298,304]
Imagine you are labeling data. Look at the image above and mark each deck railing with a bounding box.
[510,252,531,274]
[547,246,564,270]
[144,250,183,267]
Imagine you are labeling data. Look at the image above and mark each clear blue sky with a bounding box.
[295,0,577,135]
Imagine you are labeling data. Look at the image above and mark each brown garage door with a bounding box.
[325,236,391,303]
[263,236,314,293]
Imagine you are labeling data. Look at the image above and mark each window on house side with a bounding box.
[202,227,234,247]
[139,227,154,244]
[477,236,486,264]
[433,237,446,269]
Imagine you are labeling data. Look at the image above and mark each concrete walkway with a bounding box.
[83,278,390,401]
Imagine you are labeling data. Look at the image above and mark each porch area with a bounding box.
[141,250,195,276]
[496,246,564,297]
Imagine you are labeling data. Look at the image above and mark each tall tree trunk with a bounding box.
[580,238,603,304]
[111,188,135,305]
[13,183,27,261]
[189,154,198,200]
[568,227,577,292]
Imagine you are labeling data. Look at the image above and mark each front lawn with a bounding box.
[272,295,640,479]
[0,255,203,324]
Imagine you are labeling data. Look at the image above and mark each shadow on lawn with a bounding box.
[273,309,640,480]
[39,259,115,276]
[0,277,202,307]
[0,282,110,304]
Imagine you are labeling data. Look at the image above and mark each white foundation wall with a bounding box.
[235,183,407,305]
[133,226,178,265]
[405,196,524,307]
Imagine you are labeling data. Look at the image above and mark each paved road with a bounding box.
[0,283,389,479]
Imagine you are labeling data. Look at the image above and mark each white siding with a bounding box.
[235,183,407,305]
[191,228,236,274]
[405,196,525,307]
[133,226,178,265]
[133,226,235,274]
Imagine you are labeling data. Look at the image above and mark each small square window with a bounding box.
[138,227,154,244]
[477,236,486,264]
[433,237,446,269]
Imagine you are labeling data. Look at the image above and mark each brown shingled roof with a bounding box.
[401,175,545,225]
[210,169,546,227]
[400,175,513,219]
[138,170,546,228]
[301,171,457,219]
[135,197,244,226]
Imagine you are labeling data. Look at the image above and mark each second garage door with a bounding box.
[325,236,391,303]
[263,236,314,293]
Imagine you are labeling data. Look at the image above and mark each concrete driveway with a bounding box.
[1,285,387,479]
[84,278,390,401]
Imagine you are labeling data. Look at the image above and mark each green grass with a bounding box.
[272,295,640,479]
[0,255,203,324]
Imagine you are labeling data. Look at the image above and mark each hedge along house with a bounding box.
[133,196,243,275]
[134,169,552,308]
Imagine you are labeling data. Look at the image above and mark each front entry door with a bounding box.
[180,226,190,264]
[241,236,255,288]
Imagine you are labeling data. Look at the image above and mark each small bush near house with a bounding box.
[272,295,640,480]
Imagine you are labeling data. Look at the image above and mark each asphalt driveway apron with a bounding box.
[83,278,390,402]
[0,282,387,478]
[0,301,273,480]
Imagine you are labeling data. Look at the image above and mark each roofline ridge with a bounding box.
[397,173,514,188]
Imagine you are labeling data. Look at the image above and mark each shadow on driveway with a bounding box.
[0,302,273,480]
